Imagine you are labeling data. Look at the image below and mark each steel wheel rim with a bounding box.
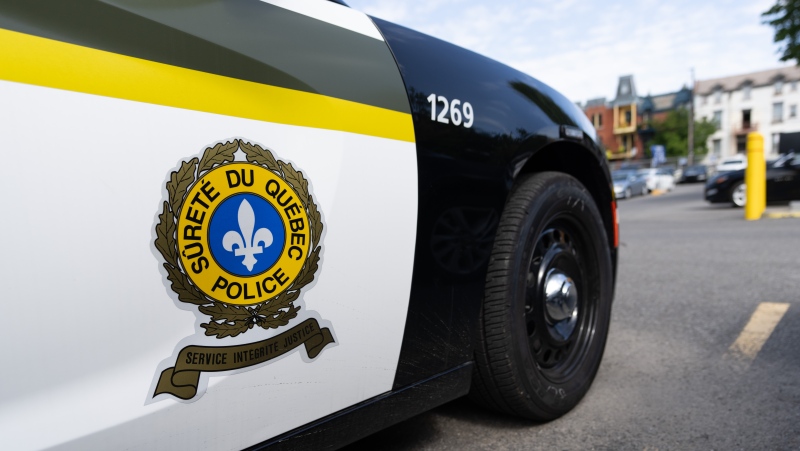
[732,183,746,207]
[524,216,596,383]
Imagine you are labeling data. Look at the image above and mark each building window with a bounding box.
[743,83,751,100]
[616,106,634,128]
[742,109,751,128]
[713,139,721,157]
[792,80,798,91]
[714,88,722,104]
[592,113,603,129]
[791,105,797,118]
[737,135,747,153]
[773,102,784,123]
[775,79,784,95]
[713,110,722,128]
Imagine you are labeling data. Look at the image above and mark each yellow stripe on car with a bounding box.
[0,27,415,143]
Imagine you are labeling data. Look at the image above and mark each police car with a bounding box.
[0,1,618,449]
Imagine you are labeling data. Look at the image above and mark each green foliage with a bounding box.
[763,1,800,64]
[648,108,717,157]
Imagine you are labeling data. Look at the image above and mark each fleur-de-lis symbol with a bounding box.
[222,199,273,272]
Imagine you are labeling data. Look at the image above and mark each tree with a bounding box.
[648,109,717,158]
[763,0,800,64]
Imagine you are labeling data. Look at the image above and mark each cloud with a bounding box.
[347,0,784,102]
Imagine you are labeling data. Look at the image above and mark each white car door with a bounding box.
[0,2,418,449]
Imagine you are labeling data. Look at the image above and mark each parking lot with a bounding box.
[345,183,800,450]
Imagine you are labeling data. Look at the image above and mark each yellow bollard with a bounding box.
[744,132,766,220]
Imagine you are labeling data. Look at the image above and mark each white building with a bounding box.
[695,66,800,160]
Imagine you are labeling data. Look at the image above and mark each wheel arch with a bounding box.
[514,140,615,251]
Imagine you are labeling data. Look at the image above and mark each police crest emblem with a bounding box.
[152,139,334,401]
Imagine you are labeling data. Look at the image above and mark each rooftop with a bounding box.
[642,86,692,113]
[584,97,607,108]
[613,75,638,106]
[695,66,800,95]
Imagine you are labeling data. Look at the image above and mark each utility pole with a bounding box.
[688,68,695,166]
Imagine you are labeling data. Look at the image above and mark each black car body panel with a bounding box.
[680,165,708,183]
[372,18,616,389]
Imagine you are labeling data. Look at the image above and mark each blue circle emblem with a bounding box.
[208,193,285,276]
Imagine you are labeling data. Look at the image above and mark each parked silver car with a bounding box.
[613,170,648,199]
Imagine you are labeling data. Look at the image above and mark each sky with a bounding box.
[346,0,788,104]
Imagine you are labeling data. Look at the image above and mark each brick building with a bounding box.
[583,75,643,160]
[583,97,614,153]
[583,75,692,161]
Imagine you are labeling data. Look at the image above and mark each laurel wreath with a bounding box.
[155,139,323,339]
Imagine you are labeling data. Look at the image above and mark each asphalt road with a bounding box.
[344,183,800,450]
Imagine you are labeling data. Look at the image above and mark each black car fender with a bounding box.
[373,18,617,389]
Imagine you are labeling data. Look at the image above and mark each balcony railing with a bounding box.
[733,121,758,135]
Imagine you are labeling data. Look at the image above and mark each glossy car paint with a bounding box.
[0,1,418,449]
[372,18,616,389]
[637,168,675,192]
[0,0,409,115]
[612,171,648,198]
[679,165,708,183]
[0,1,617,449]
[715,155,747,173]
[705,155,800,204]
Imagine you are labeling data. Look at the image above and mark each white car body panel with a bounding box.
[638,169,675,192]
[0,75,417,450]
[715,156,747,173]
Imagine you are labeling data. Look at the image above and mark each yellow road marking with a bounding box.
[0,27,415,143]
[763,211,800,219]
[727,302,790,363]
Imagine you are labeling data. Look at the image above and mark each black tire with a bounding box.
[469,172,613,421]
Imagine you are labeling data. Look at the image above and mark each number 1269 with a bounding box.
[427,94,474,128]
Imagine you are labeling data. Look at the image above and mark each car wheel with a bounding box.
[624,187,631,199]
[469,172,613,421]
[731,182,746,208]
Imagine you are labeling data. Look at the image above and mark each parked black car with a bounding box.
[705,154,800,207]
[679,164,708,183]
